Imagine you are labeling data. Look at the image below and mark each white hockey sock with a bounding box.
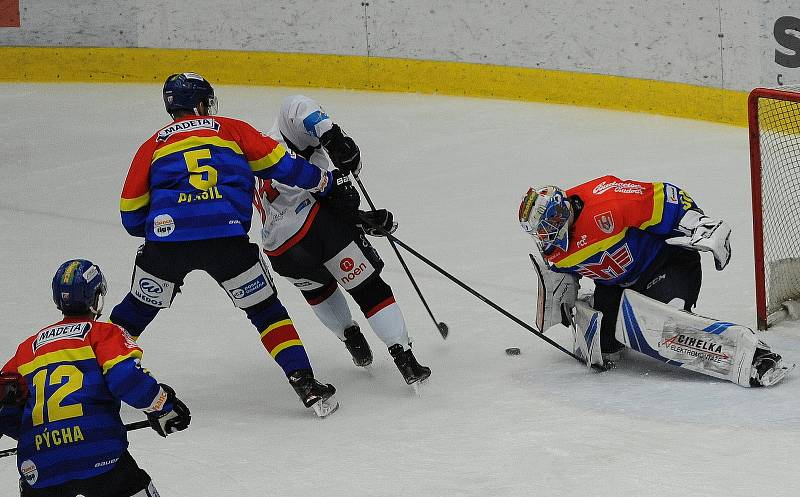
[311,287,354,340]
[366,302,409,348]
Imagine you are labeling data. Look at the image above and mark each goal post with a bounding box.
[749,85,800,330]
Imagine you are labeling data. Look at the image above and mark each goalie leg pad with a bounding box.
[571,301,604,369]
[615,289,784,387]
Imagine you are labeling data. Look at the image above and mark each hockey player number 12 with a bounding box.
[184,149,218,190]
[31,365,84,426]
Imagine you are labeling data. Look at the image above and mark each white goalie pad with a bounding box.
[570,301,604,369]
[615,289,763,387]
[529,254,578,333]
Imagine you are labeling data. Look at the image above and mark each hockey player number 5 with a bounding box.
[31,365,84,426]
[183,149,218,190]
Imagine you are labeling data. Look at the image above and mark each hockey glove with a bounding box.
[666,210,732,270]
[145,384,191,437]
[0,372,27,407]
[321,169,361,220]
[320,124,361,175]
[358,209,397,237]
[530,254,579,332]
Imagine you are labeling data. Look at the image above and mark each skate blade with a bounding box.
[761,363,796,387]
[312,395,339,418]
[410,376,430,397]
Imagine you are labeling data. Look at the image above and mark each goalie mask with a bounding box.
[519,186,573,255]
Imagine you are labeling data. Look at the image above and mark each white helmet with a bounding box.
[518,186,573,254]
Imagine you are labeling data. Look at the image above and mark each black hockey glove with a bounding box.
[358,209,397,237]
[0,372,27,407]
[146,384,191,437]
[321,169,361,221]
[320,124,361,175]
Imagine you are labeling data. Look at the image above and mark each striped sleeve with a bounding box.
[120,139,156,237]
[91,324,160,410]
[638,182,699,236]
[235,120,326,190]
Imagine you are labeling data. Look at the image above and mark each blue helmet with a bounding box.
[162,72,218,116]
[52,259,107,316]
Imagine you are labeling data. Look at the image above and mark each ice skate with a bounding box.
[750,350,795,387]
[288,369,339,417]
[344,323,373,367]
[389,344,431,387]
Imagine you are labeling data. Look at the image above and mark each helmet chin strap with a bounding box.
[89,292,104,319]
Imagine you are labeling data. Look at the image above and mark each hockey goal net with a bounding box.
[750,85,800,329]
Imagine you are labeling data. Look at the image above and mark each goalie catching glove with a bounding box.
[666,210,731,270]
[358,209,397,236]
[530,254,579,332]
[145,383,191,437]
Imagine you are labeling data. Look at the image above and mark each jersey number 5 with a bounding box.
[31,365,84,426]
[184,149,218,190]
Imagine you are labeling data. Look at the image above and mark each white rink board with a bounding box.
[1,1,799,90]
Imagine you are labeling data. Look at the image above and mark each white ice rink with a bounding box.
[1,84,798,496]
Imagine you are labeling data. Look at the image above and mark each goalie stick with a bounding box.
[0,420,151,459]
[383,232,606,371]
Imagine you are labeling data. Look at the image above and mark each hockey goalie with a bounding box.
[519,176,794,387]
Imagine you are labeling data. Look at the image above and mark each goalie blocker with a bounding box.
[600,289,793,387]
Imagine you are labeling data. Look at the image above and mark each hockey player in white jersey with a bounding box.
[253,95,431,385]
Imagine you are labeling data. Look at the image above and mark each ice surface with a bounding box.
[0,84,798,496]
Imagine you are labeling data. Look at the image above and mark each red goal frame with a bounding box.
[749,87,800,330]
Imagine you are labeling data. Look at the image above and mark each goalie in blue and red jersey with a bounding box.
[519,176,792,387]
[0,259,190,496]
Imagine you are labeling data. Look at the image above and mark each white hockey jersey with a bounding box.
[254,95,334,254]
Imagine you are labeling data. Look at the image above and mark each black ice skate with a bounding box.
[389,344,431,385]
[288,369,339,417]
[750,349,795,387]
[344,323,373,367]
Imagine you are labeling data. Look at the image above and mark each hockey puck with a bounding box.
[505,347,521,356]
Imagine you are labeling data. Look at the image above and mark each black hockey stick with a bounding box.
[384,233,606,371]
[0,420,151,458]
[353,173,449,339]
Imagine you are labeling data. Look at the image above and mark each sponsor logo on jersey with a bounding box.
[156,118,220,142]
[295,198,311,214]
[576,244,633,280]
[592,181,644,195]
[33,322,92,351]
[20,460,37,485]
[230,275,267,299]
[153,214,175,238]
[340,257,355,272]
[576,234,588,247]
[594,211,615,233]
[666,184,679,204]
[94,457,120,469]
